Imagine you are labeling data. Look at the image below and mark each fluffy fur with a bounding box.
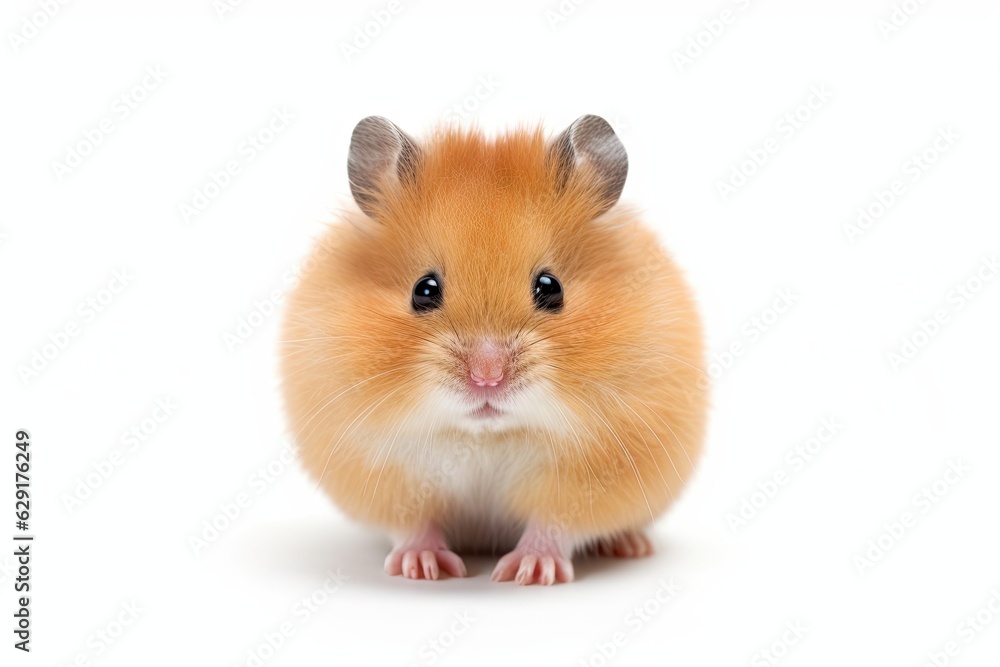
[280,121,708,563]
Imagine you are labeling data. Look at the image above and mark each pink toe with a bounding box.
[555,558,574,583]
[437,550,467,578]
[420,551,439,580]
[515,555,538,585]
[539,557,556,585]
[384,551,403,575]
[491,553,517,582]
[402,551,420,579]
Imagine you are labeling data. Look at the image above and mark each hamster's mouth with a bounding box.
[470,402,503,419]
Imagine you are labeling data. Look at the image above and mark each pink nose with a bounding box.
[470,368,504,387]
[467,340,507,389]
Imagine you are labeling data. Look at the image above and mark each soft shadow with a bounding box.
[236,517,501,595]
[237,517,722,591]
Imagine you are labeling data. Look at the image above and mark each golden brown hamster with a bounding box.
[280,115,707,584]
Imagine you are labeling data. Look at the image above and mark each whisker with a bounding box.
[567,392,654,522]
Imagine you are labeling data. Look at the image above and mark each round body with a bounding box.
[280,118,707,554]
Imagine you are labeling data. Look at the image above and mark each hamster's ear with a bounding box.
[347,116,420,218]
[549,114,628,216]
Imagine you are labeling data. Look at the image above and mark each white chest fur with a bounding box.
[393,433,545,552]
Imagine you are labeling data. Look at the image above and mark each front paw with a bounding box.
[491,549,574,585]
[491,523,574,585]
[384,523,466,580]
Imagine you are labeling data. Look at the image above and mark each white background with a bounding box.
[2,1,1000,666]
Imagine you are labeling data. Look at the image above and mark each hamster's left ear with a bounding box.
[548,114,628,216]
[347,116,421,218]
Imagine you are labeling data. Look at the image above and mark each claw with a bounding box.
[385,524,466,580]
[492,523,574,585]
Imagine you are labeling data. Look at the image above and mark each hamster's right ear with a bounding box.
[347,116,420,218]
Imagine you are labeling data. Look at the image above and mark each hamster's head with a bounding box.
[286,115,697,441]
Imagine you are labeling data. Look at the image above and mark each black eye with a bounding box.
[533,273,563,312]
[412,274,443,313]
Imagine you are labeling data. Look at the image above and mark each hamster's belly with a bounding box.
[411,438,539,553]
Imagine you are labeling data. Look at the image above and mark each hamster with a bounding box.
[280,115,707,585]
